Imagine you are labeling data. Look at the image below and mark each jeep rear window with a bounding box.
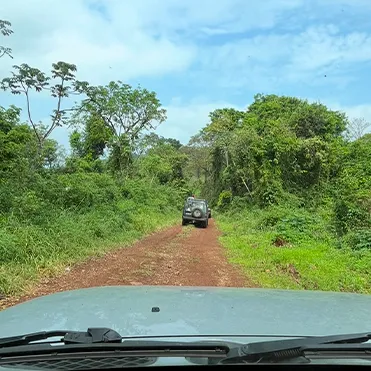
[190,201,206,211]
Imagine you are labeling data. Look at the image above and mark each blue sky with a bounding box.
[1,0,371,148]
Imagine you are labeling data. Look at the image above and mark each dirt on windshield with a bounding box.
[1,219,253,310]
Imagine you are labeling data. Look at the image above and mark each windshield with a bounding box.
[0,0,371,368]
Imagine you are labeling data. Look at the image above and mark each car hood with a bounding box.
[1,286,371,339]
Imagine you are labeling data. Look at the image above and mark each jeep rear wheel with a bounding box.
[192,208,203,218]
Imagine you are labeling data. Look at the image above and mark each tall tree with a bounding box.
[183,132,211,181]
[1,62,80,148]
[74,80,167,174]
[75,81,167,141]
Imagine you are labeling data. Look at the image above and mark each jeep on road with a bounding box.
[182,198,210,228]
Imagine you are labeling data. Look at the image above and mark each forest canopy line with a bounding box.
[0,18,370,295]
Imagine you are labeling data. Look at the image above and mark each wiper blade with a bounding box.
[0,328,122,348]
[0,328,230,358]
[0,340,230,365]
[222,332,371,363]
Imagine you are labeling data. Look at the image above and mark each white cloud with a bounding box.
[105,0,304,36]
[200,24,371,89]
[2,0,371,90]
[0,0,196,83]
[156,99,246,144]
[0,0,305,84]
[289,25,371,70]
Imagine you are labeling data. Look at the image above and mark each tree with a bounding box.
[0,105,21,133]
[134,133,182,157]
[75,81,167,142]
[248,94,347,139]
[203,108,245,141]
[42,139,65,169]
[1,62,81,148]
[334,134,371,234]
[0,19,13,59]
[70,114,111,161]
[73,80,167,174]
[347,117,371,141]
[138,142,188,185]
[200,108,246,178]
[164,137,182,150]
[69,131,85,158]
[0,106,38,172]
[67,115,110,174]
[0,105,65,172]
[183,132,211,180]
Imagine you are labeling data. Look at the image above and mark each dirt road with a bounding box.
[1,219,252,309]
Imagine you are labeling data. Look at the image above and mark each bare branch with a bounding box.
[348,117,371,140]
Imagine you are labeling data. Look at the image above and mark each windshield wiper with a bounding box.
[0,328,230,357]
[0,327,122,348]
[2,329,371,364]
[0,329,231,366]
[222,332,371,363]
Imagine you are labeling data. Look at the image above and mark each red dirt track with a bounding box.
[1,219,252,309]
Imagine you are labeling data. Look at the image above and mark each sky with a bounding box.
[1,0,371,148]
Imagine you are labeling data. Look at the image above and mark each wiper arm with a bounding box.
[0,328,122,348]
[222,332,371,363]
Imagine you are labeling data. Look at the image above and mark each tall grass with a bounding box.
[0,176,184,296]
[217,205,371,293]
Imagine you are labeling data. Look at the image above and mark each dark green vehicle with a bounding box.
[182,198,210,228]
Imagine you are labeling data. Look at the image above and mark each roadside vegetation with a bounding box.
[1,19,370,296]
[185,95,371,293]
[0,21,188,296]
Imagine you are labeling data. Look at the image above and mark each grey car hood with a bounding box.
[1,286,371,339]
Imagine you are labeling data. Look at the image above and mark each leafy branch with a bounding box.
[1,62,82,147]
[0,19,14,59]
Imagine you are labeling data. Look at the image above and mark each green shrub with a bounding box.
[12,191,47,220]
[342,229,371,251]
[256,206,288,228]
[229,196,251,212]
[334,199,369,235]
[217,190,233,209]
